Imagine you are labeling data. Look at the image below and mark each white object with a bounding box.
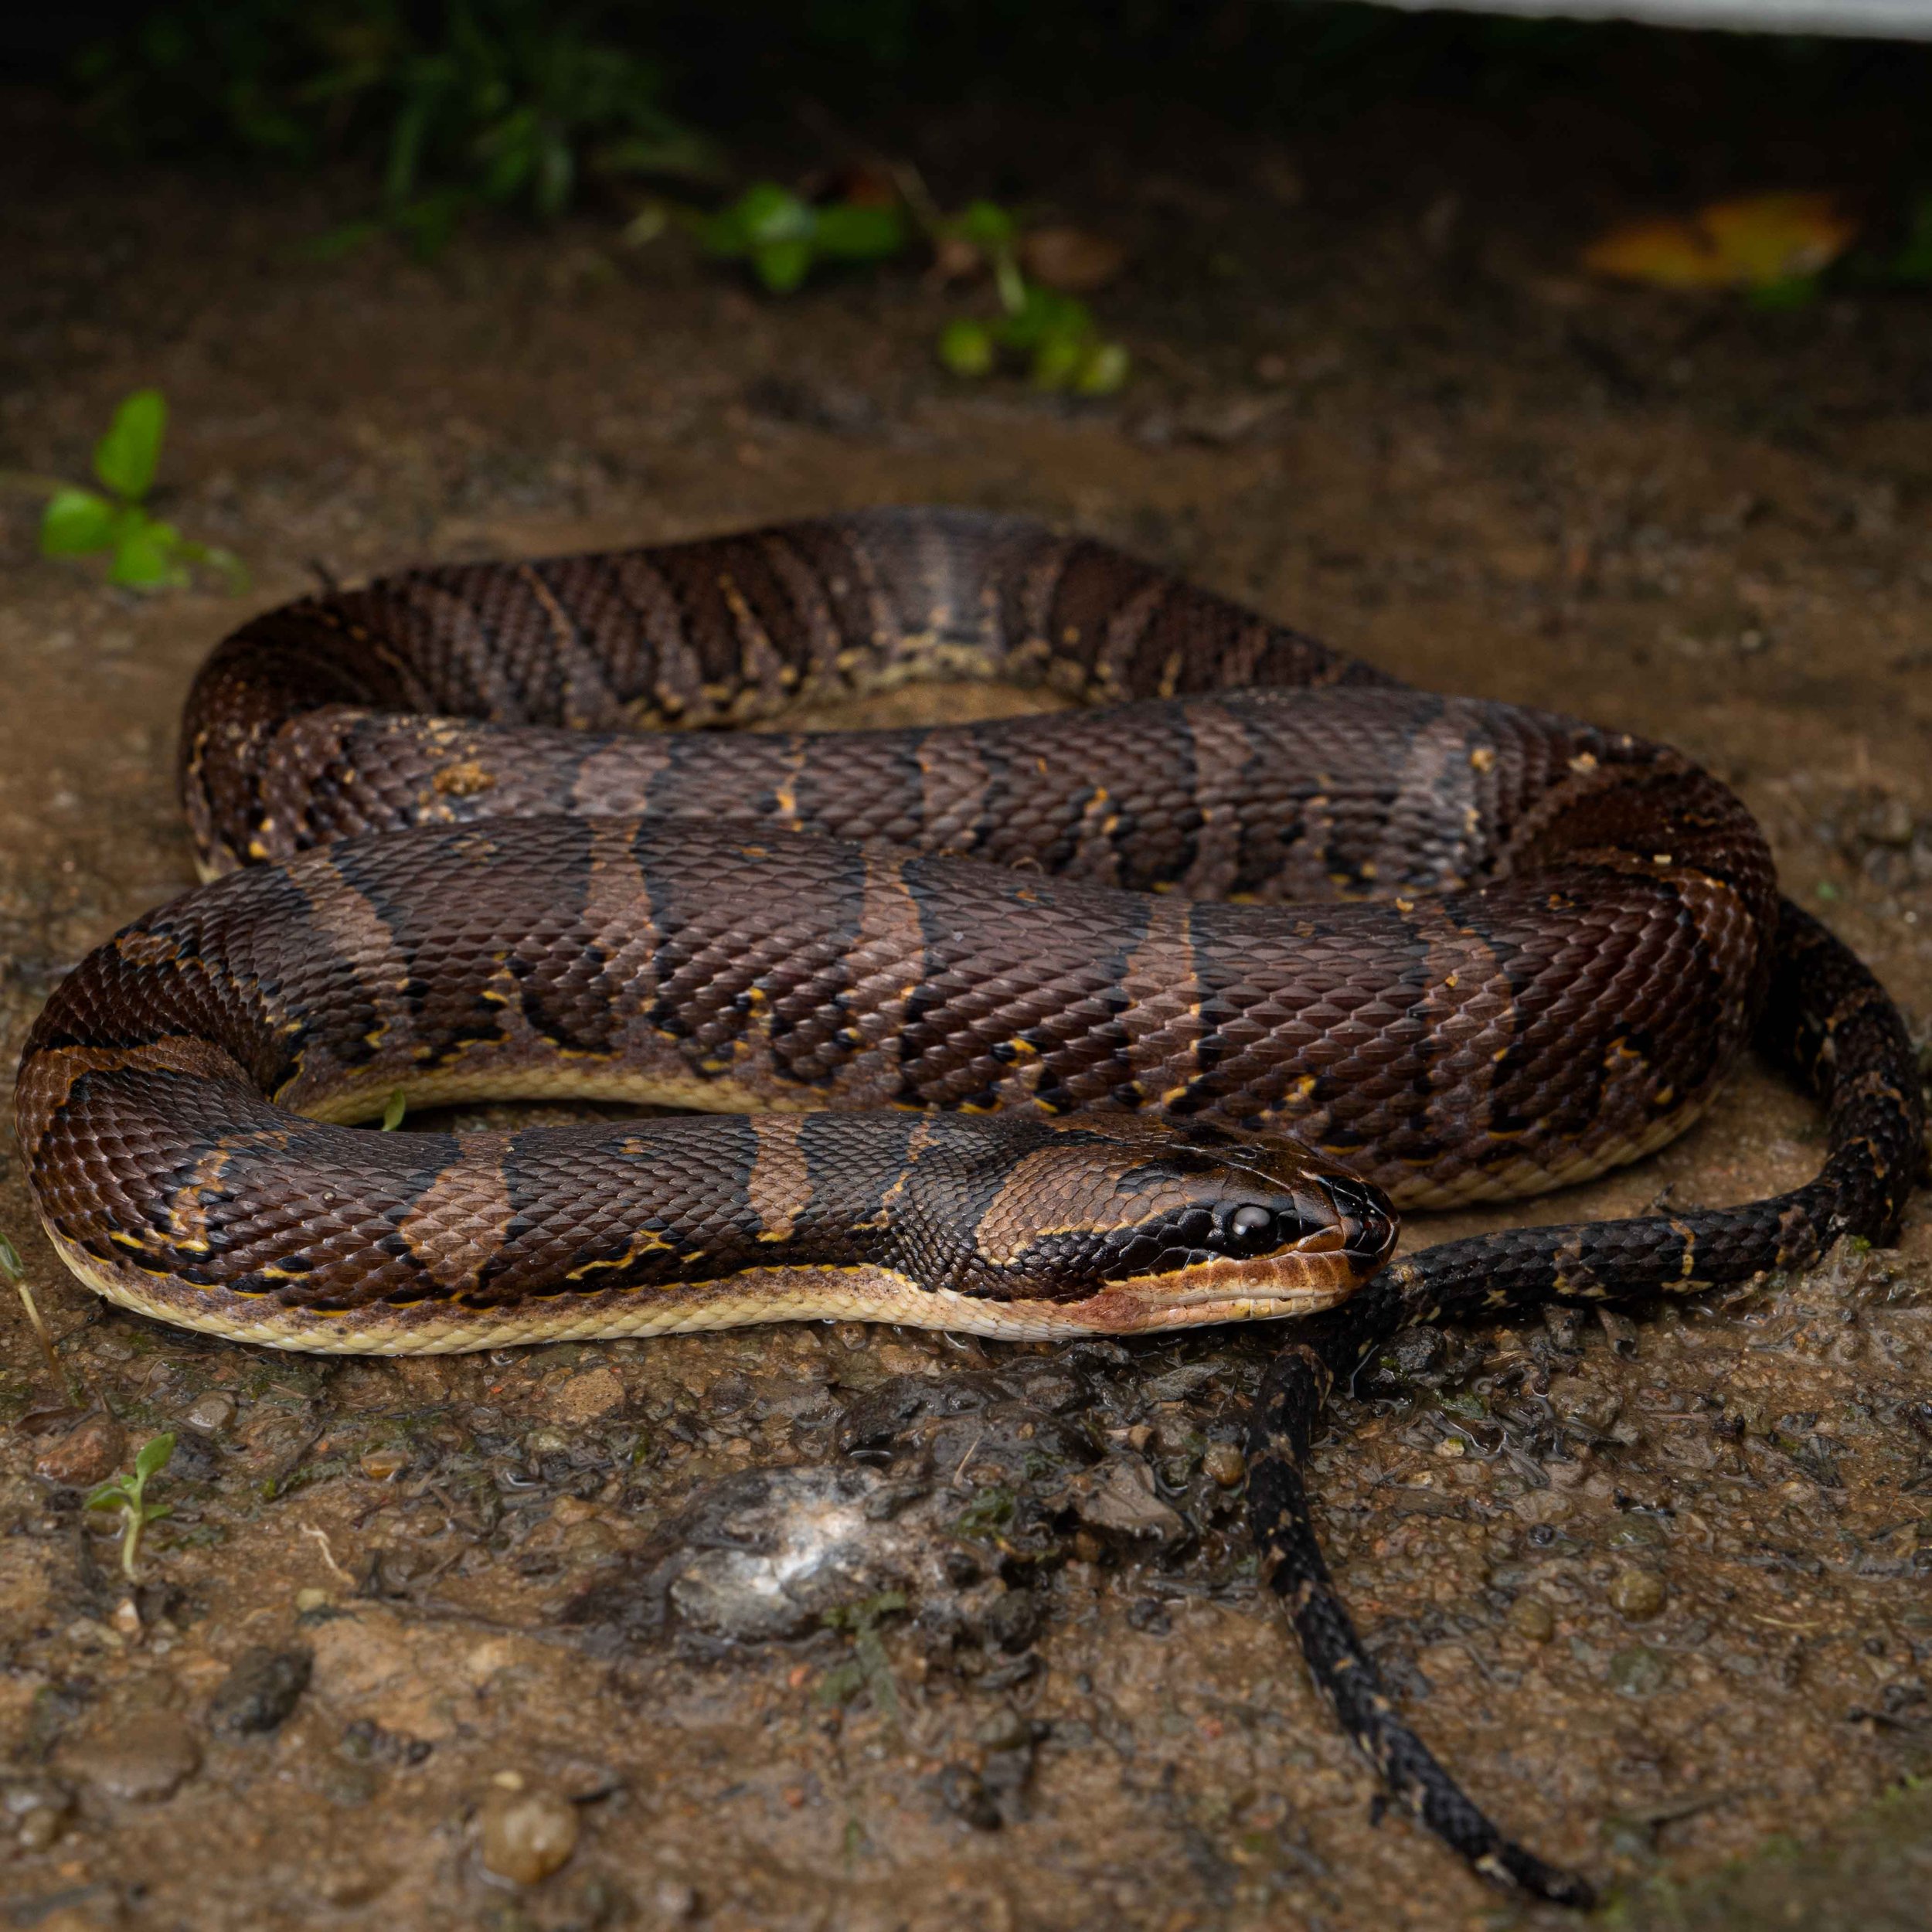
[1371,0,1932,36]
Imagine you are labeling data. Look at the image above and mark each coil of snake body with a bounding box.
[15,507,1923,1904]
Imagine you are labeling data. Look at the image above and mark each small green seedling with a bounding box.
[381,1088,407,1130]
[87,1432,177,1580]
[36,390,245,593]
[701,182,906,294]
[932,201,1129,396]
[1,1227,74,1396]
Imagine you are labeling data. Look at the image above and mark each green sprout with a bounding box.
[81,2,722,261]
[700,182,906,294]
[31,390,246,593]
[931,200,1129,396]
[1,1227,77,1397]
[381,1087,407,1130]
[87,1433,178,1580]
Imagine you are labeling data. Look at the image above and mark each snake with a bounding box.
[14,506,1923,1904]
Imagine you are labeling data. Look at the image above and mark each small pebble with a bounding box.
[1202,1444,1246,1488]
[184,1392,236,1433]
[1511,1488,1573,1526]
[478,1784,580,1885]
[294,1587,331,1614]
[652,1879,700,1921]
[18,1801,66,1850]
[1607,1645,1671,1697]
[209,1645,314,1734]
[973,1706,1033,1753]
[1608,1566,1667,1621]
[1509,1595,1556,1643]
[58,1711,202,1801]
[937,1763,1002,1831]
[33,1415,126,1488]
[359,1446,409,1481]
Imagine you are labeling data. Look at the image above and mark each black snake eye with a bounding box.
[1223,1203,1277,1251]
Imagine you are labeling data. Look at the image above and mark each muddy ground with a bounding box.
[3,66,1932,1932]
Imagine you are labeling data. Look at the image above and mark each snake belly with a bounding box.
[18,506,1777,1352]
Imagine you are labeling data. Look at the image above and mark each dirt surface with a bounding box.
[3,77,1932,1932]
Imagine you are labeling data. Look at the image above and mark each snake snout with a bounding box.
[1323,1172,1398,1275]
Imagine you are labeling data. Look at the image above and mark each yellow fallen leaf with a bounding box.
[1583,192,1858,291]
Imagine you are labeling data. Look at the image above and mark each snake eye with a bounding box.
[1222,1203,1277,1252]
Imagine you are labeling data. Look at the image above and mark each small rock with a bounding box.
[184,1392,236,1433]
[937,1763,1002,1831]
[33,1415,126,1488]
[359,1446,409,1481]
[651,1879,700,1921]
[58,1711,202,1801]
[1202,1444,1246,1488]
[973,1706,1033,1753]
[18,1798,67,1850]
[1509,1596,1556,1643]
[1607,1645,1671,1697]
[478,1784,580,1885]
[1608,1567,1668,1622]
[547,1369,624,1423]
[1546,1375,1622,1434]
[1511,1488,1573,1526]
[1066,1456,1186,1544]
[981,1590,1044,1653]
[209,1646,314,1734]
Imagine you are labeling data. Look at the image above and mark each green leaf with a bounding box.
[135,1433,177,1481]
[1029,328,1087,391]
[937,318,995,378]
[957,199,1016,250]
[813,203,906,263]
[736,183,814,248]
[382,1088,406,1131]
[108,515,187,590]
[0,1230,22,1281]
[1073,341,1131,397]
[93,389,167,501]
[752,238,814,294]
[995,286,1090,351]
[40,486,117,556]
[87,1484,130,1511]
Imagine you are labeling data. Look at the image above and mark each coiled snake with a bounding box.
[15,508,1923,1903]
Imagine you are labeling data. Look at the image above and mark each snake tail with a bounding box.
[1245,896,1923,1903]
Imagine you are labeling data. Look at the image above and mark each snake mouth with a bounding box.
[1083,1241,1376,1332]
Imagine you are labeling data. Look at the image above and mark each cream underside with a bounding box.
[49,1230,1351,1355]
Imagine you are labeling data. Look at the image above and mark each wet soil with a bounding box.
[3,80,1932,1932]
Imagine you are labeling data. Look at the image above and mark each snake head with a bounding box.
[956,1120,1396,1334]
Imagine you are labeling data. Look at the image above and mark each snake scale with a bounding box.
[15,506,1923,1903]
